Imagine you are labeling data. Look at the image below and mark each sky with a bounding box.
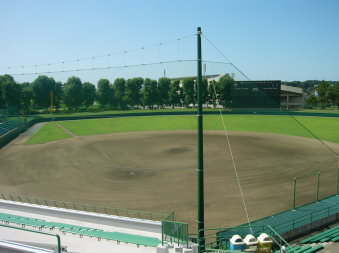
[1,0,339,83]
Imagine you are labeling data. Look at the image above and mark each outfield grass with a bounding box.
[62,115,339,142]
[26,123,72,144]
[27,115,339,144]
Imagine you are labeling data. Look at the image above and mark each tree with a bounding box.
[96,79,113,107]
[53,82,63,110]
[142,78,158,109]
[125,77,143,107]
[306,95,318,108]
[169,80,180,108]
[21,82,33,114]
[63,76,83,110]
[208,80,217,108]
[328,84,339,108]
[82,82,96,108]
[113,78,126,109]
[0,78,5,109]
[158,77,170,108]
[217,74,235,108]
[178,85,184,107]
[201,78,208,105]
[0,74,22,113]
[32,75,57,108]
[335,83,339,108]
[182,78,195,107]
[317,81,330,108]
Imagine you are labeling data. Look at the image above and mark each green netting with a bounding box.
[161,220,189,247]
[217,195,339,245]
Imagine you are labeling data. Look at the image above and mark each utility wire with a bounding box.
[8,60,231,76]
[0,34,195,70]
[202,34,251,81]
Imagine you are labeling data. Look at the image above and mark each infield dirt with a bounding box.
[0,131,338,230]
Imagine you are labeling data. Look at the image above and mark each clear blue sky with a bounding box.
[1,0,339,83]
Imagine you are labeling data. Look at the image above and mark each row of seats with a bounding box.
[0,120,22,135]
[300,226,339,244]
[0,212,161,247]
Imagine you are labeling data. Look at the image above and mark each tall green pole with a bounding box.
[196,26,205,253]
[337,168,339,195]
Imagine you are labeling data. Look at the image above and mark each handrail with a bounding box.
[213,197,339,238]
[0,223,61,253]
[265,225,290,249]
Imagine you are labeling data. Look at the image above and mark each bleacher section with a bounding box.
[301,225,339,243]
[217,195,339,243]
[0,120,23,136]
[0,212,161,247]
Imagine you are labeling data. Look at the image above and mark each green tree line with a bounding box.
[0,74,235,114]
[305,81,339,108]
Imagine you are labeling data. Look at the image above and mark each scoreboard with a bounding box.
[232,80,281,109]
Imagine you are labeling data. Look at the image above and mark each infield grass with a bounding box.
[26,115,339,144]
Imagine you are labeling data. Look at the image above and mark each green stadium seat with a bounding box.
[0,211,161,247]
[302,245,324,253]
[300,226,339,243]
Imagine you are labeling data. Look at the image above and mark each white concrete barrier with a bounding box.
[156,245,169,253]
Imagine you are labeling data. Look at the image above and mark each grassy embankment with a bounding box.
[26,123,72,144]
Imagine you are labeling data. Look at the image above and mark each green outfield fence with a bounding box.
[0,192,175,221]
[161,220,189,247]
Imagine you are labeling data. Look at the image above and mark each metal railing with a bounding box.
[162,220,189,247]
[264,225,290,249]
[272,201,339,234]
[0,192,175,221]
[0,223,62,253]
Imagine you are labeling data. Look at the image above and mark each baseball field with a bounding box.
[0,114,338,230]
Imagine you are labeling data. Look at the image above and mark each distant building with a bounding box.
[280,84,304,109]
[169,74,305,109]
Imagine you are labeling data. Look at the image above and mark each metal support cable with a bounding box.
[202,34,251,81]
[0,34,195,70]
[6,59,231,76]
[287,112,339,158]
[210,81,253,234]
